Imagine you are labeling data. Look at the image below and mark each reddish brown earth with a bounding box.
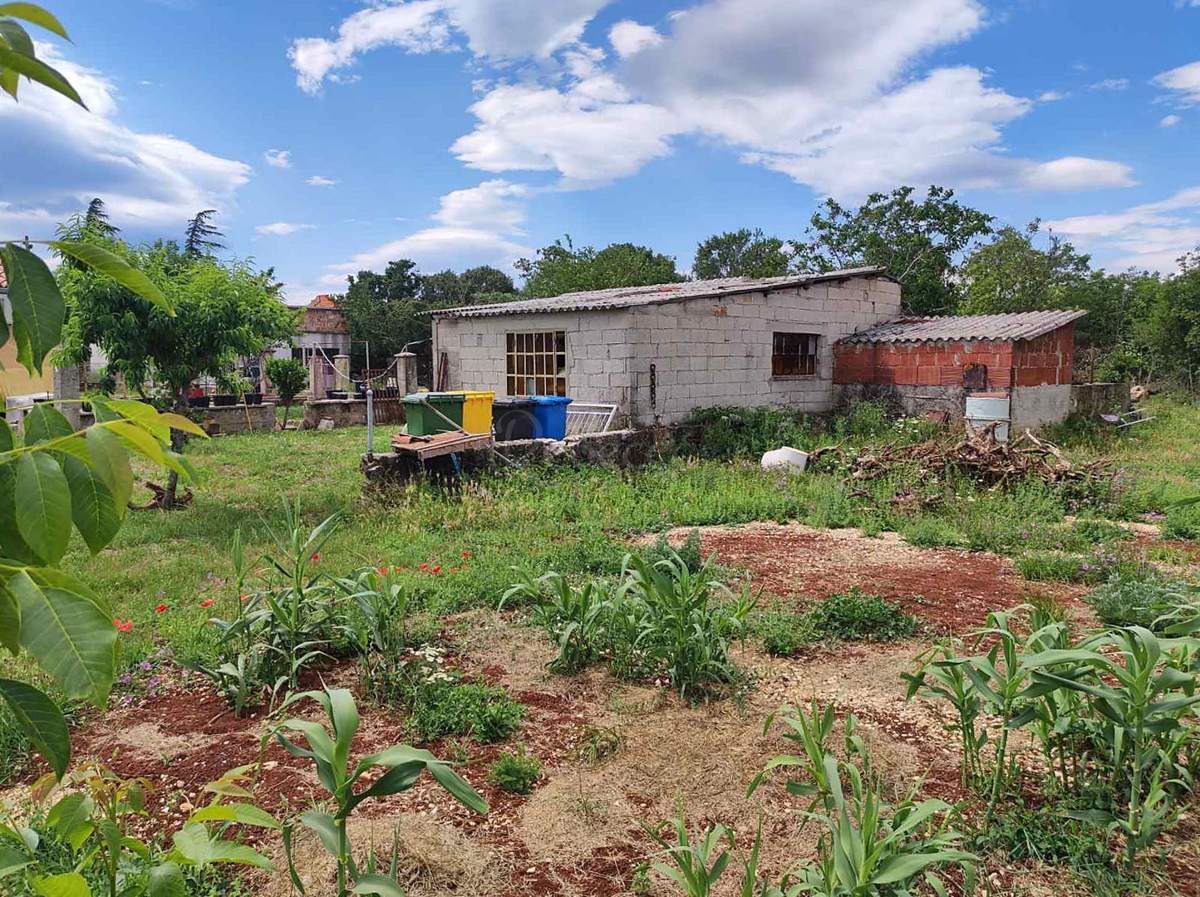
[665,522,1090,633]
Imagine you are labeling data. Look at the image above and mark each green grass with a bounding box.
[3,396,1197,718]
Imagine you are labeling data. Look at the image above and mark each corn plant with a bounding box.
[1024,625,1200,870]
[339,567,412,656]
[271,687,488,897]
[639,812,762,897]
[621,549,755,697]
[753,703,974,897]
[0,763,278,897]
[502,569,613,673]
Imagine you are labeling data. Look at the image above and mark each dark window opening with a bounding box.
[772,332,819,377]
[506,330,567,396]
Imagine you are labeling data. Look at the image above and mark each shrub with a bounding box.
[1163,502,1200,540]
[901,517,964,548]
[1016,551,1107,584]
[1073,518,1135,545]
[752,611,820,656]
[804,589,917,642]
[685,405,817,459]
[643,528,705,574]
[1087,570,1199,631]
[489,747,542,794]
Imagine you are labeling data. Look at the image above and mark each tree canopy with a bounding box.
[336,262,516,370]
[792,186,994,316]
[516,238,685,298]
[960,221,1091,315]
[693,228,791,280]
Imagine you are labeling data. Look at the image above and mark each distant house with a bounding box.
[265,294,351,397]
[432,267,902,426]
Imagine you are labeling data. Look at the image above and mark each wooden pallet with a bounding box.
[390,430,494,460]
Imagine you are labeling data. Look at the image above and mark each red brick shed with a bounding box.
[833,310,1086,431]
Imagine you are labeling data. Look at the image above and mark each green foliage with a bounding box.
[0,763,278,897]
[802,589,917,642]
[1016,551,1108,584]
[0,702,30,786]
[1087,569,1199,632]
[643,529,705,574]
[693,229,790,280]
[516,236,685,298]
[791,186,994,316]
[264,358,307,427]
[752,611,820,657]
[749,701,975,896]
[272,687,488,897]
[959,220,1091,315]
[488,747,542,794]
[1072,518,1135,544]
[639,813,761,897]
[968,802,1113,874]
[337,261,516,371]
[900,517,964,548]
[686,406,819,459]
[183,210,224,259]
[503,570,612,674]
[58,239,295,403]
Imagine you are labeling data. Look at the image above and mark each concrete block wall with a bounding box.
[433,309,636,415]
[627,275,902,425]
[433,274,902,427]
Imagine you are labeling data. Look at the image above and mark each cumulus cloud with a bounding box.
[288,0,614,92]
[609,21,664,58]
[1018,157,1137,192]
[328,227,532,274]
[256,222,315,236]
[264,149,291,168]
[1089,78,1129,91]
[289,0,452,94]
[450,78,677,183]
[305,175,338,186]
[1161,114,1183,127]
[1047,187,1200,273]
[0,45,250,234]
[432,179,531,230]
[1154,60,1200,104]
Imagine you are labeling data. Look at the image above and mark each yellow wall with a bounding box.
[0,337,54,400]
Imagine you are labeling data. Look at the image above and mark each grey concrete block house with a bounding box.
[431,266,901,427]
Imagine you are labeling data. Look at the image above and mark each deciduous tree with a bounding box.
[693,228,791,280]
[516,237,685,298]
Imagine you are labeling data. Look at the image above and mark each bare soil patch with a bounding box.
[656,522,1090,632]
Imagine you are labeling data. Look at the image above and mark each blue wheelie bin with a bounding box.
[529,395,573,440]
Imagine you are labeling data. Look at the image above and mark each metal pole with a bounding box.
[365,341,371,373]
[366,387,375,453]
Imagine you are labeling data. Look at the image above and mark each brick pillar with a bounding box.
[395,352,417,395]
[53,363,82,430]
[333,354,351,391]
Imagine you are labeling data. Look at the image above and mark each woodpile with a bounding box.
[809,424,1112,490]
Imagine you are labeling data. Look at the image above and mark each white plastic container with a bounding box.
[761,446,809,471]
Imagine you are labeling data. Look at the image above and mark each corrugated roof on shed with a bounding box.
[840,309,1086,345]
[431,265,890,318]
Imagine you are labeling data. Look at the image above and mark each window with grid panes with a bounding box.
[506,330,567,396]
[772,332,819,376]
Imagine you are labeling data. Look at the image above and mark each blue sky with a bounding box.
[2,0,1199,303]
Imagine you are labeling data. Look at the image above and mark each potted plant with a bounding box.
[241,376,263,405]
[187,385,210,409]
[213,372,239,406]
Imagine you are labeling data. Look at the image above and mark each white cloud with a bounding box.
[451,78,677,183]
[1047,187,1200,273]
[0,45,250,232]
[609,21,664,58]
[305,175,338,187]
[288,0,614,92]
[432,179,531,230]
[1038,91,1067,102]
[1018,157,1137,192]
[1154,60,1200,104]
[289,0,453,94]
[328,227,531,274]
[1089,78,1129,91]
[264,149,291,168]
[256,222,315,236]
[1161,114,1183,127]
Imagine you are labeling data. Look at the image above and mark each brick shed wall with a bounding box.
[833,323,1076,392]
[434,274,902,427]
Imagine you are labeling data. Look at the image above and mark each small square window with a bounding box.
[772,332,819,377]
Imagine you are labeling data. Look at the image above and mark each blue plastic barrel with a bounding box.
[528,395,573,440]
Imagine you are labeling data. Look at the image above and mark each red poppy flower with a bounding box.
[378,566,389,575]
[155,604,169,613]
[311,553,321,561]
[420,563,429,571]
[113,619,133,633]
[394,565,405,573]
[432,565,442,574]
[462,551,470,559]
[199,599,214,609]
[240,594,249,602]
